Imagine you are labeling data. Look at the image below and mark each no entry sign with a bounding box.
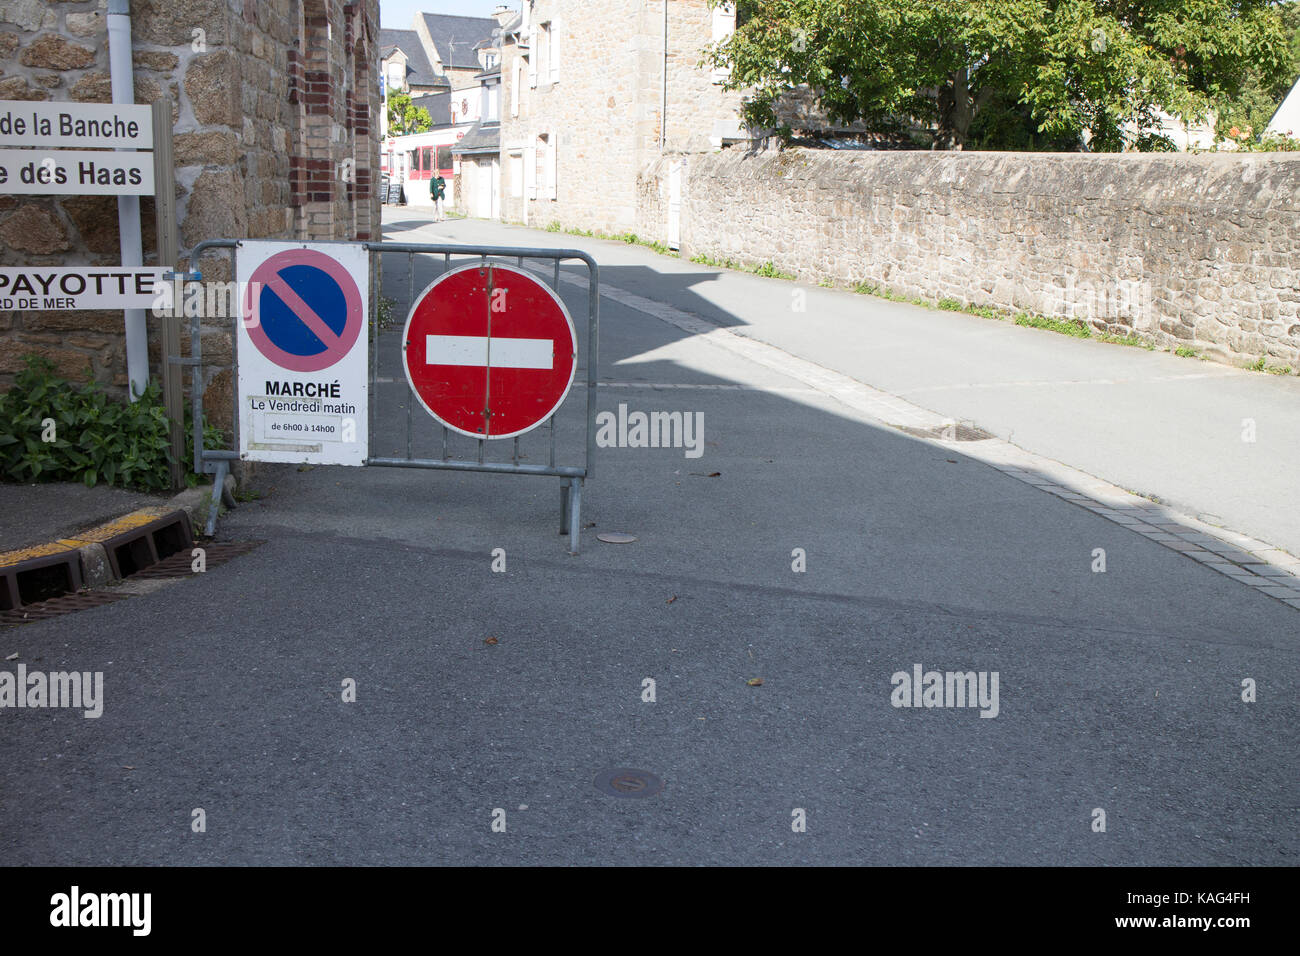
[236,241,369,466]
[402,263,577,439]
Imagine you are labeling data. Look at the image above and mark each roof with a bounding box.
[411,91,452,128]
[420,13,499,70]
[450,121,500,155]
[378,28,441,89]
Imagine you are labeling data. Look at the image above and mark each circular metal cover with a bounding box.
[596,532,638,544]
[594,768,664,798]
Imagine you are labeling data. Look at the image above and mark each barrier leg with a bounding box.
[205,459,229,537]
[559,478,571,535]
[568,478,582,555]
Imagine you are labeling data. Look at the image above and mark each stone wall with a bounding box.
[638,148,1300,369]
[498,0,743,233]
[0,0,382,432]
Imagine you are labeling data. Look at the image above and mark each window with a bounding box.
[436,146,451,173]
[535,132,556,200]
[509,151,523,198]
[548,19,560,84]
[483,82,499,122]
[537,22,550,84]
[387,61,404,90]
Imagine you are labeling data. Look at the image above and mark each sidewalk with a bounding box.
[393,211,1300,561]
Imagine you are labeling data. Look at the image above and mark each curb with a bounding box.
[0,475,234,611]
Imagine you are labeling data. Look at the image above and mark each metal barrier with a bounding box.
[177,239,599,552]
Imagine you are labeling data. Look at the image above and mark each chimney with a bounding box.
[492,5,515,27]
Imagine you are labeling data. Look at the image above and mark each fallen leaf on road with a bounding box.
[689,471,722,478]
[666,595,677,605]
[946,459,958,464]
[746,678,764,687]
[484,637,499,645]
[122,766,134,771]
[5,653,17,661]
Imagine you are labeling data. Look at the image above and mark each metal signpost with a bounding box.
[185,240,599,552]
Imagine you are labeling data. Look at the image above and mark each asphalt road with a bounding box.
[1,212,1294,865]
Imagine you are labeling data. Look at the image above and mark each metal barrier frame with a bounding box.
[178,239,599,553]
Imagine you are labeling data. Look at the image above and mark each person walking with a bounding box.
[431,173,446,222]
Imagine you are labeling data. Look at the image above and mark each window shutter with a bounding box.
[546,133,557,200]
[549,17,561,84]
[524,145,536,199]
[711,2,736,83]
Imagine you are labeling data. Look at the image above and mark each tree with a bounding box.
[707,0,1295,151]
[387,88,433,135]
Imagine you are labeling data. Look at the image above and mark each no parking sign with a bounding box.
[236,241,369,466]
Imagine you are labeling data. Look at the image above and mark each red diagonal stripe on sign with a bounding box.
[264,272,344,352]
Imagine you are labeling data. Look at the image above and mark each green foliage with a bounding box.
[689,252,795,278]
[710,0,1296,151]
[545,220,562,232]
[1014,313,1092,337]
[387,88,433,135]
[1175,345,1199,358]
[0,355,219,492]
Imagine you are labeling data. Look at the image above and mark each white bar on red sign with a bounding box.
[426,335,554,370]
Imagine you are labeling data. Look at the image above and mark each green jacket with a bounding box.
[431,176,446,200]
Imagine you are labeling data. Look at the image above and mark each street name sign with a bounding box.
[0,266,168,311]
[0,101,153,149]
[0,148,154,195]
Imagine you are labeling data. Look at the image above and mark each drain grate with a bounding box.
[0,589,133,627]
[594,768,665,799]
[899,423,995,442]
[131,540,265,579]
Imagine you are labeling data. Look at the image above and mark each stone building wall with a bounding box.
[639,148,1300,370]
[498,0,743,233]
[0,0,382,435]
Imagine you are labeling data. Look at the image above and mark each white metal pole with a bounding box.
[108,0,149,400]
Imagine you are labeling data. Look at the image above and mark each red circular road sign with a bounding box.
[401,263,578,439]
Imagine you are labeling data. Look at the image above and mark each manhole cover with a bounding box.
[596,532,638,544]
[899,423,995,442]
[594,768,664,798]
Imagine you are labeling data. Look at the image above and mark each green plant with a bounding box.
[0,354,219,492]
[937,298,964,312]
[1014,314,1092,338]
[1174,346,1199,358]
[546,221,562,232]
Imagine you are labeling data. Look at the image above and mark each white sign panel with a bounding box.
[0,267,168,311]
[236,241,369,467]
[0,148,154,195]
[0,101,153,149]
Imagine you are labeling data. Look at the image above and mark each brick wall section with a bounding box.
[496,0,743,232]
[0,0,382,430]
[638,148,1300,370]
